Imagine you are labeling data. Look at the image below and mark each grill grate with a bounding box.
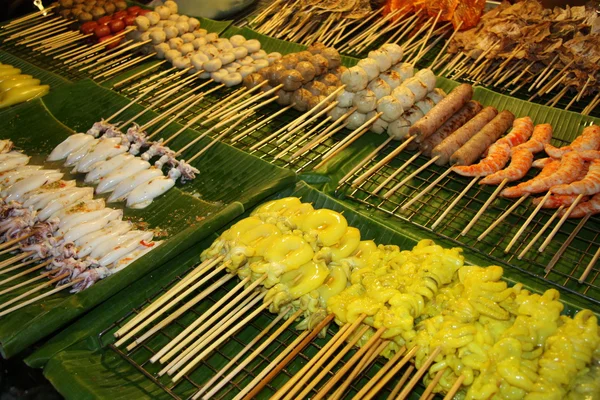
[336,138,600,306]
[98,264,414,400]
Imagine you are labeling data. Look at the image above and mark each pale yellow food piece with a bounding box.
[0,85,49,109]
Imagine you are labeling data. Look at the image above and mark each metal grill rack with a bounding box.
[336,138,600,306]
[98,264,414,400]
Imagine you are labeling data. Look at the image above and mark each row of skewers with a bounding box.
[111,196,600,400]
[0,141,161,318]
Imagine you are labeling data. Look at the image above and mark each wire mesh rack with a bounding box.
[335,137,600,307]
[98,262,416,400]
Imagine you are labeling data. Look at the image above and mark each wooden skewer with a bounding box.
[1,5,57,29]
[6,18,67,40]
[276,101,339,145]
[204,83,272,125]
[215,84,281,123]
[420,368,445,399]
[0,260,51,286]
[199,84,263,126]
[478,194,529,241]
[140,88,205,131]
[0,257,39,275]
[430,21,463,68]
[338,137,394,187]
[383,152,434,199]
[112,61,166,89]
[518,206,563,259]
[461,178,509,236]
[0,277,82,318]
[0,270,53,297]
[230,104,294,144]
[387,365,415,400]
[78,40,151,71]
[0,251,34,270]
[286,86,346,134]
[114,256,222,338]
[411,10,443,67]
[352,137,415,188]
[123,67,177,93]
[363,346,418,400]
[504,191,551,253]
[171,296,271,383]
[239,313,335,400]
[195,308,300,400]
[273,116,332,161]
[29,30,78,48]
[0,232,32,251]
[396,346,442,400]
[545,213,590,274]
[579,244,600,283]
[538,193,584,252]
[0,272,69,311]
[401,168,452,211]
[431,176,480,230]
[443,375,465,400]
[17,24,71,45]
[0,245,20,257]
[372,151,423,196]
[95,53,157,80]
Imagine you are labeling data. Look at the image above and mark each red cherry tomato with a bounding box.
[99,34,121,49]
[127,9,139,16]
[108,19,125,33]
[137,8,150,15]
[94,25,111,39]
[127,5,141,12]
[124,15,136,25]
[80,21,98,35]
[113,10,127,18]
[97,15,112,25]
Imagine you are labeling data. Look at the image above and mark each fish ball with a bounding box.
[377,96,404,122]
[380,43,403,64]
[164,49,181,62]
[387,117,410,140]
[321,48,341,69]
[337,89,354,108]
[333,66,348,76]
[357,58,380,81]
[229,35,246,47]
[205,32,219,42]
[168,13,180,21]
[216,38,233,51]
[223,72,242,87]
[380,71,402,90]
[239,56,254,66]
[188,18,200,31]
[427,88,446,103]
[341,66,368,92]
[281,54,299,69]
[251,50,267,60]
[267,52,282,64]
[243,39,261,53]
[135,15,150,31]
[368,49,392,72]
[181,32,195,43]
[391,62,414,81]
[252,59,269,71]
[328,106,349,121]
[308,42,326,54]
[415,68,436,92]
[319,73,340,87]
[168,37,183,49]
[346,111,367,130]
[155,5,170,19]
[191,53,207,70]
[238,65,256,78]
[146,11,160,25]
[305,81,327,96]
[164,26,178,39]
[192,37,207,49]
[226,62,241,73]
[164,0,177,13]
[292,88,312,112]
[243,73,265,89]
[296,51,313,62]
[150,30,166,45]
[203,57,222,72]
[308,95,328,113]
[231,46,248,60]
[173,55,191,69]
[404,106,424,125]
[179,43,194,55]
[280,69,303,91]
[211,69,228,83]
[193,28,208,38]
[311,54,329,75]
[415,98,435,115]
[297,61,316,83]
[276,89,293,106]
[175,21,190,35]
[267,64,285,86]
[371,117,389,134]
[155,43,170,58]
[403,77,428,101]
[219,51,236,65]
[391,85,415,109]
[352,89,377,113]
[199,71,211,79]
[368,78,391,99]
[178,15,189,22]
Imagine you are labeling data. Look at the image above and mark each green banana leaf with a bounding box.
[34,181,595,400]
[0,78,296,358]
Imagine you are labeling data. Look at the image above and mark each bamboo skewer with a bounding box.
[545,213,590,274]
[273,116,332,160]
[276,101,338,145]
[96,53,157,80]
[0,257,39,275]
[0,260,51,287]
[230,104,294,144]
[431,176,480,230]
[0,269,53,297]
[538,193,584,252]
[401,168,452,211]
[579,245,600,283]
[387,365,415,400]
[395,346,442,400]
[383,153,435,199]
[0,245,19,257]
[420,368,446,399]
[338,137,394,187]
[518,206,563,259]
[478,194,529,241]
[0,272,69,311]
[0,232,32,251]
[352,137,415,187]
[461,178,509,236]
[372,151,423,196]
[444,375,466,400]
[504,191,551,252]
[0,251,34,270]
[361,346,418,400]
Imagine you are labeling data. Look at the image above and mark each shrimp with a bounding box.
[551,159,600,195]
[496,116,533,147]
[532,194,589,208]
[532,157,558,168]
[562,192,600,218]
[578,150,600,161]
[452,142,511,177]
[501,155,579,198]
[512,123,552,154]
[544,125,600,158]
[480,149,533,185]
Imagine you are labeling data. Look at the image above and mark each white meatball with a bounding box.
[202,45,219,59]
[238,65,255,78]
[192,37,207,49]
[126,29,142,42]
[391,63,414,81]
[219,51,236,65]
[368,50,392,72]
[427,88,446,104]
[251,49,267,60]
[140,32,151,42]
[149,29,166,45]
[225,62,241,73]
[173,55,191,69]
[387,117,410,140]
[156,20,166,28]
[380,43,403,64]
[242,39,261,53]
[341,66,369,92]
[188,18,200,31]
[179,43,194,55]
[346,111,367,130]
[164,49,181,62]
[404,106,425,125]
[368,78,391,99]
[229,34,246,47]
[199,71,210,79]
[415,69,436,92]
[155,5,170,20]
[352,89,377,113]
[191,53,207,70]
[391,85,416,109]
[328,106,349,121]
[135,16,150,32]
[337,89,354,108]
[380,71,402,90]
[371,117,389,134]
[377,96,404,123]
[154,43,170,59]
[403,77,428,102]
[232,46,248,60]
[357,58,380,81]
[146,11,160,25]
[181,32,195,43]
[415,98,436,115]
[164,26,179,39]
[168,13,180,21]
[163,20,175,28]
[175,21,190,36]
[164,0,178,14]
[177,15,189,22]
[252,59,269,70]
[267,52,282,65]
[205,32,219,42]
[211,69,228,83]
[239,56,254,66]
[168,37,183,49]
[203,58,223,72]
[216,38,233,51]
[223,72,243,87]
[193,29,208,38]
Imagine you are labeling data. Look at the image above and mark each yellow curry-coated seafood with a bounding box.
[301,208,348,247]
[314,226,361,263]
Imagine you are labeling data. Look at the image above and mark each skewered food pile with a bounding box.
[0,142,161,302]
[0,63,49,109]
[79,5,143,46]
[384,0,487,30]
[56,0,129,22]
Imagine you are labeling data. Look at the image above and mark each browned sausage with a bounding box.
[431,106,498,166]
[409,83,473,142]
[420,100,482,157]
[450,110,515,166]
